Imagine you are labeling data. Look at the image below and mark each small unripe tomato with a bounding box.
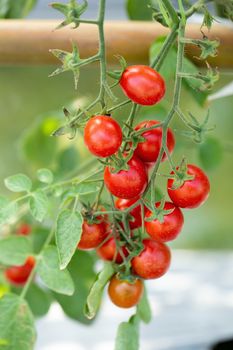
[120,65,165,106]
[5,256,35,286]
[145,202,184,242]
[132,239,171,279]
[97,236,129,264]
[134,120,175,163]
[108,275,144,308]
[84,115,122,158]
[167,164,210,209]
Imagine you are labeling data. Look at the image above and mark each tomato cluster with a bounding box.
[81,66,210,309]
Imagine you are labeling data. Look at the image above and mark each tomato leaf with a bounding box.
[199,136,223,171]
[0,236,32,266]
[4,173,32,193]
[37,246,75,296]
[115,314,140,350]
[37,168,54,184]
[0,196,18,226]
[126,0,153,20]
[0,293,36,350]
[136,285,152,324]
[53,251,96,324]
[55,209,83,270]
[25,283,52,318]
[85,263,114,319]
[29,190,49,222]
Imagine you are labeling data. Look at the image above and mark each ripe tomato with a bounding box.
[104,155,148,199]
[17,223,31,236]
[115,197,143,230]
[134,120,175,163]
[84,115,122,158]
[119,65,165,105]
[145,202,184,242]
[5,256,35,286]
[108,275,144,308]
[78,219,108,250]
[132,239,171,279]
[167,164,210,209]
[97,237,129,264]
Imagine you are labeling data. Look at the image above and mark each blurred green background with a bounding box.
[0,65,232,249]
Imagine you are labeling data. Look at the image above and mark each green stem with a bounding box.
[98,0,107,111]
[162,0,179,24]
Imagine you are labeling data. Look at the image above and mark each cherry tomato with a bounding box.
[108,275,144,308]
[17,223,31,236]
[134,120,175,163]
[145,202,184,242]
[132,239,171,279]
[5,256,35,286]
[167,164,210,209]
[104,155,148,199]
[115,197,143,230]
[84,115,122,158]
[97,237,129,264]
[78,218,108,250]
[120,65,165,106]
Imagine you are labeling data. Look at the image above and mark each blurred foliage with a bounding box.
[0,0,37,18]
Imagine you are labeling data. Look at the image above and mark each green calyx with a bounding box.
[50,0,88,29]
[145,197,174,224]
[169,158,194,190]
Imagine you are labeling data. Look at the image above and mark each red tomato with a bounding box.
[134,120,175,163]
[17,223,31,236]
[5,256,35,286]
[167,164,210,209]
[84,115,122,158]
[145,202,184,242]
[78,219,108,250]
[120,65,166,105]
[104,155,148,199]
[97,237,129,264]
[132,239,171,279]
[108,275,144,308]
[115,197,143,230]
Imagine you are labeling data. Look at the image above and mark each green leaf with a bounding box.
[126,0,153,20]
[56,209,83,270]
[29,190,49,222]
[85,263,114,319]
[4,173,32,193]
[0,293,36,350]
[0,236,32,266]
[115,315,140,350]
[53,250,96,324]
[199,136,223,171]
[0,196,18,226]
[0,0,11,18]
[25,283,52,318]
[7,0,37,18]
[136,286,152,324]
[56,147,80,176]
[37,246,75,295]
[37,168,54,184]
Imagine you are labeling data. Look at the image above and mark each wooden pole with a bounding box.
[0,20,232,67]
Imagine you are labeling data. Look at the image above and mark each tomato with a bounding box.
[145,202,184,242]
[84,115,122,158]
[132,239,171,279]
[104,155,148,199]
[108,275,144,308]
[115,197,143,230]
[119,65,165,106]
[17,223,31,236]
[97,237,129,264]
[167,164,210,209]
[78,219,108,250]
[134,120,175,163]
[5,256,35,286]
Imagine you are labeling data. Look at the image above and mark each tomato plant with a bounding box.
[0,0,228,349]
